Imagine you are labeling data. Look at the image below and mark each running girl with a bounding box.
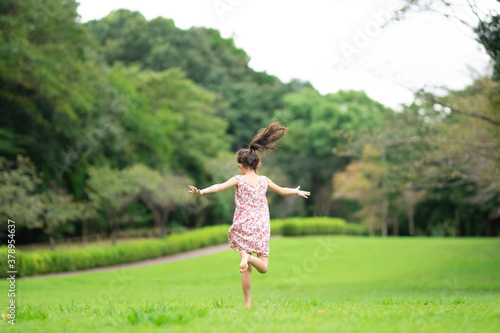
[188,122,310,308]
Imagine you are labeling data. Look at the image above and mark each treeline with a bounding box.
[1,0,499,246]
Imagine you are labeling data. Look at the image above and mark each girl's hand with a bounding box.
[296,186,310,199]
[188,185,203,195]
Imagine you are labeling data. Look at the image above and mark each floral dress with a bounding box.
[228,175,271,257]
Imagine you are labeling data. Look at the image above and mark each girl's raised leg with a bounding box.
[239,251,249,273]
[241,251,268,273]
[241,264,252,308]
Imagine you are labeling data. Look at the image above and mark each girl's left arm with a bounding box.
[267,178,310,198]
[188,177,238,195]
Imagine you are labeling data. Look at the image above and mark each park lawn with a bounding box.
[1,236,499,332]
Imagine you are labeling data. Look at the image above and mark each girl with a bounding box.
[188,122,310,308]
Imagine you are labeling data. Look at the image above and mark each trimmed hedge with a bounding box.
[0,218,367,277]
[0,225,230,278]
[272,217,369,237]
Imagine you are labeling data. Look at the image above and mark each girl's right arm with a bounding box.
[188,177,238,196]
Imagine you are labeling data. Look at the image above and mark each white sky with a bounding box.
[77,0,499,109]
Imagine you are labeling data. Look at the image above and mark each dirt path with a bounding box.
[23,243,231,279]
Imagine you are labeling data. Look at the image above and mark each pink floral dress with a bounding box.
[228,175,271,257]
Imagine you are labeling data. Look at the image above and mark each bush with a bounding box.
[0,218,367,277]
[269,219,288,235]
[275,217,368,236]
[0,225,231,278]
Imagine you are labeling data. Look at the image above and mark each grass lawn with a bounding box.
[1,236,499,332]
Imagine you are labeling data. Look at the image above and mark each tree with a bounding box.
[414,77,500,235]
[85,10,301,151]
[86,165,139,245]
[0,0,121,198]
[0,155,43,229]
[397,185,427,236]
[38,188,80,250]
[337,76,500,236]
[333,144,387,236]
[107,64,231,183]
[269,89,390,216]
[475,14,500,80]
[124,164,194,237]
[75,200,98,245]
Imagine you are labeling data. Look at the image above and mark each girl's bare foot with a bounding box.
[244,300,252,308]
[239,251,250,273]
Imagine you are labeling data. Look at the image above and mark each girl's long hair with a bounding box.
[236,122,288,170]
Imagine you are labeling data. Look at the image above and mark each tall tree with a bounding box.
[0,155,43,230]
[107,64,231,183]
[0,0,120,197]
[38,188,80,250]
[85,10,304,150]
[124,164,194,237]
[333,144,387,236]
[338,76,500,236]
[269,88,391,216]
[86,165,139,245]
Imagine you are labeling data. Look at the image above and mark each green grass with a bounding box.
[1,237,499,332]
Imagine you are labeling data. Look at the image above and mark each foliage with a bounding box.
[269,89,391,216]
[337,76,500,236]
[412,77,500,235]
[0,0,117,190]
[333,144,387,236]
[1,2,498,241]
[84,9,303,150]
[0,155,43,229]
[107,64,231,182]
[37,188,80,249]
[86,165,139,244]
[124,164,194,237]
[275,216,369,236]
[475,14,500,80]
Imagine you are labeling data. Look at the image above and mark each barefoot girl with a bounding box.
[188,122,310,308]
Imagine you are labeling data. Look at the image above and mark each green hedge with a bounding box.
[0,225,230,278]
[272,217,369,236]
[0,218,367,277]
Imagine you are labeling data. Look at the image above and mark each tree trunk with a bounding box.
[381,199,388,237]
[313,172,333,216]
[160,222,167,238]
[160,205,175,238]
[393,215,399,236]
[409,205,415,236]
[381,147,388,237]
[315,184,333,216]
[281,195,297,218]
[82,217,88,245]
[49,236,56,250]
[194,209,205,229]
[369,211,376,237]
[152,209,161,230]
[111,224,119,245]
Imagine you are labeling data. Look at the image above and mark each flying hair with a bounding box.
[236,122,288,170]
[249,122,288,155]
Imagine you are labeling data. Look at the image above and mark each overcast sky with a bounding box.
[77,0,499,109]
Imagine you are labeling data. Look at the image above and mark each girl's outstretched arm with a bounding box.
[188,177,238,195]
[267,178,310,198]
